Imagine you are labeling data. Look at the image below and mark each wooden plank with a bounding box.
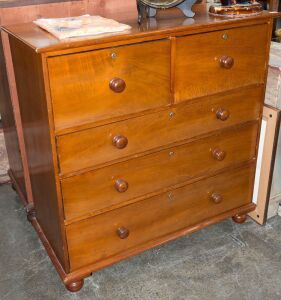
[249,105,281,224]
[62,123,259,222]
[9,34,69,270]
[0,31,32,203]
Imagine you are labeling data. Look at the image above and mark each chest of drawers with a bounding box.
[2,11,276,292]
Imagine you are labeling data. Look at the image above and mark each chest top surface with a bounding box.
[2,10,279,54]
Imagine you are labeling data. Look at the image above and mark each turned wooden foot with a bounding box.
[232,214,247,224]
[11,183,16,191]
[26,204,36,223]
[65,279,84,292]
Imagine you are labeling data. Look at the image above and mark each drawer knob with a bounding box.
[210,192,223,204]
[212,148,226,161]
[216,108,230,121]
[109,77,126,93]
[117,227,130,239]
[112,135,128,149]
[115,179,129,193]
[219,55,234,69]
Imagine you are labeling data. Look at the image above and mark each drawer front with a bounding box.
[175,24,268,102]
[57,86,263,175]
[62,123,258,221]
[66,165,255,270]
[48,40,171,131]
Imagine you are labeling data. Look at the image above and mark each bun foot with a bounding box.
[11,183,16,191]
[65,280,84,292]
[232,214,247,224]
[26,204,36,223]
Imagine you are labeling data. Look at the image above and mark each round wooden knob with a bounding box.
[219,55,234,69]
[210,192,223,204]
[216,108,230,121]
[117,227,130,239]
[212,148,226,161]
[109,78,126,93]
[112,135,128,149]
[115,179,128,193]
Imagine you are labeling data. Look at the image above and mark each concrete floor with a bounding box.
[1,183,281,300]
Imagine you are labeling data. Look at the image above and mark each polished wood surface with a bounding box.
[26,182,255,289]
[48,40,171,131]
[0,33,28,201]
[62,123,258,221]
[57,86,263,175]
[65,280,84,293]
[8,35,68,269]
[66,165,255,270]
[3,11,274,291]
[232,214,247,224]
[2,11,278,54]
[175,24,268,102]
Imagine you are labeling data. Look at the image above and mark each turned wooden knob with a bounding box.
[109,77,126,93]
[117,227,130,239]
[210,192,223,204]
[112,135,128,149]
[115,179,128,193]
[212,148,226,161]
[216,108,230,121]
[219,55,234,69]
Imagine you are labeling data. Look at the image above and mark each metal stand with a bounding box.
[137,0,197,24]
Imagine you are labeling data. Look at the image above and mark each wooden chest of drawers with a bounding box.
[2,11,276,292]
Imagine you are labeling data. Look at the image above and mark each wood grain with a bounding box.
[0,31,34,203]
[62,122,259,221]
[66,165,255,271]
[48,40,171,131]
[8,35,68,270]
[0,32,28,199]
[3,12,275,291]
[57,85,263,175]
[175,24,269,102]
[2,11,277,54]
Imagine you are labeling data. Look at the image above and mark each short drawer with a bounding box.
[57,86,263,174]
[175,24,268,102]
[62,123,258,221]
[48,40,171,131]
[66,165,255,271]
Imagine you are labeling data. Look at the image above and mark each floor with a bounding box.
[1,183,281,300]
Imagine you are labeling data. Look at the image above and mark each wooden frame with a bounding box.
[249,105,281,224]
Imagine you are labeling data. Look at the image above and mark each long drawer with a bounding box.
[48,40,171,131]
[66,165,255,271]
[175,24,268,102]
[62,123,258,221]
[57,86,263,175]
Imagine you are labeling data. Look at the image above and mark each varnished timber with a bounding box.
[3,11,275,291]
[175,24,268,101]
[62,122,259,221]
[47,40,171,131]
[0,0,138,206]
[0,33,28,202]
[2,11,279,55]
[66,165,255,270]
[57,86,263,175]
[232,214,247,224]
[0,31,33,204]
[8,35,69,270]
[26,183,255,290]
